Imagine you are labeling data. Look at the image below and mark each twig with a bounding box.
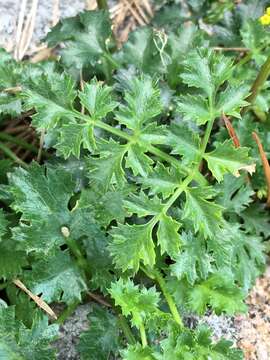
[213,47,249,52]
[0,142,27,168]
[13,279,57,320]
[252,132,270,207]
[80,69,85,114]
[15,0,28,60]
[133,0,150,24]
[123,0,145,26]
[88,291,112,308]
[37,129,45,163]
[222,114,240,148]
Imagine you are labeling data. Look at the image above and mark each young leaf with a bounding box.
[121,344,156,360]
[109,279,160,328]
[124,192,163,217]
[170,232,212,285]
[177,94,210,125]
[77,305,120,360]
[138,163,183,199]
[166,123,200,162]
[126,144,153,177]
[0,306,58,359]
[204,140,255,182]
[116,75,162,130]
[216,85,250,118]
[157,214,181,258]
[109,222,155,272]
[79,78,118,121]
[87,139,127,191]
[183,187,224,239]
[22,72,76,130]
[187,273,247,315]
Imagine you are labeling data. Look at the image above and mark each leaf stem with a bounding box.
[245,53,270,109]
[0,142,27,168]
[139,323,148,347]
[56,301,80,324]
[117,313,137,345]
[96,0,108,9]
[141,266,183,327]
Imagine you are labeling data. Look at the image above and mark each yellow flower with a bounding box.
[260,14,270,26]
[266,7,270,16]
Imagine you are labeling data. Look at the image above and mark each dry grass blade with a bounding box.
[252,131,270,207]
[223,114,240,148]
[13,278,57,320]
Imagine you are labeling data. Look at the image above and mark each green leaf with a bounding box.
[109,279,160,328]
[187,273,247,315]
[116,75,162,131]
[241,203,270,237]
[87,139,127,191]
[46,10,115,74]
[0,240,27,280]
[0,209,8,240]
[109,222,155,272]
[23,250,86,304]
[204,140,254,182]
[138,163,183,199]
[216,85,250,118]
[22,72,76,130]
[183,187,224,239]
[126,144,153,177]
[0,306,58,359]
[79,78,118,121]
[171,232,212,285]
[121,344,156,360]
[157,214,181,258]
[124,192,163,217]
[77,305,120,360]
[177,95,210,125]
[166,123,200,162]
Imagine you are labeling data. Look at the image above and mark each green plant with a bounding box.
[0,2,269,359]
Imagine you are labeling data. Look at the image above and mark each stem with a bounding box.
[64,236,89,274]
[117,313,137,345]
[56,301,80,324]
[141,266,183,327]
[139,323,148,347]
[0,142,27,168]
[0,132,39,154]
[96,0,108,9]
[245,53,270,109]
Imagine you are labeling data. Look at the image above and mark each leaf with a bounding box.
[121,344,156,360]
[22,72,76,130]
[0,306,58,359]
[79,78,118,121]
[124,192,163,217]
[109,278,160,328]
[0,240,27,280]
[77,305,120,360]
[183,187,224,239]
[116,75,162,131]
[46,10,115,74]
[187,273,247,315]
[23,250,86,304]
[171,232,212,285]
[166,123,200,163]
[126,144,153,177]
[0,209,8,240]
[109,222,155,272]
[204,140,255,182]
[216,85,250,118]
[216,174,254,214]
[87,139,127,191]
[157,214,181,258]
[138,163,183,199]
[241,203,270,237]
[177,94,210,125]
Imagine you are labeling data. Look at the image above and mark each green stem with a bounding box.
[56,301,80,324]
[118,314,137,345]
[0,132,39,154]
[65,236,89,274]
[0,142,27,168]
[139,323,148,347]
[141,266,183,327]
[96,0,108,9]
[245,53,270,109]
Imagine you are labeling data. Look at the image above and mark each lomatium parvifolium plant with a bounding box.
[0,1,270,359]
